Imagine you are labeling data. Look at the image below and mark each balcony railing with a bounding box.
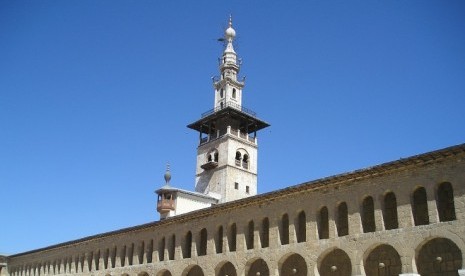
[201,101,257,118]
[200,126,257,146]
[157,200,175,212]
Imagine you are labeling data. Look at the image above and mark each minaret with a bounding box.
[188,17,270,203]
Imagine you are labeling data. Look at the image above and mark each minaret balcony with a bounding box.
[157,199,175,212]
[201,161,218,170]
[201,101,256,118]
[199,127,257,146]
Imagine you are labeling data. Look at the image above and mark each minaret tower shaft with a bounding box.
[187,17,270,203]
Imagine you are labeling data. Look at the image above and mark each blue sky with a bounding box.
[1,1,464,254]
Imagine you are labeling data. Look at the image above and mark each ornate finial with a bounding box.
[164,163,171,185]
[225,16,236,41]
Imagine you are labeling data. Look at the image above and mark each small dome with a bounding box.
[225,26,236,39]
[225,15,236,40]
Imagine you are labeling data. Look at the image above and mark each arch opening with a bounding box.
[364,244,402,276]
[417,237,462,275]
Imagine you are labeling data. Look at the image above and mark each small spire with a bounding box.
[164,163,171,186]
[229,14,233,27]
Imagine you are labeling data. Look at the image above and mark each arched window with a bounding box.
[228,223,236,252]
[383,192,398,230]
[198,228,207,256]
[232,88,236,99]
[412,187,429,226]
[220,102,224,109]
[214,152,218,162]
[261,218,269,248]
[337,202,349,236]
[242,154,249,169]
[220,89,224,98]
[235,151,241,166]
[280,213,289,245]
[246,220,254,250]
[296,211,306,243]
[215,226,223,254]
[183,231,192,258]
[127,243,134,266]
[318,207,329,239]
[168,235,175,260]
[362,196,376,233]
[158,238,165,261]
[437,182,456,222]
[146,240,153,263]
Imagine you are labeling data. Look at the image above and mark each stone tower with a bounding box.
[188,17,269,203]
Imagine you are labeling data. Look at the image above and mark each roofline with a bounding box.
[9,142,465,257]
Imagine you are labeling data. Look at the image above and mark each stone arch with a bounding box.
[215,225,223,253]
[318,206,329,239]
[336,202,349,237]
[416,237,462,275]
[362,196,376,233]
[364,244,402,276]
[280,213,290,245]
[382,191,398,230]
[156,269,173,276]
[296,210,306,243]
[245,258,270,276]
[318,248,352,276]
[228,223,237,252]
[182,265,204,276]
[436,182,456,222]
[412,186,429,226]
[138,272,150,276]
[183,231,192,258]
[261,217,270,248]
[198,228,207,256]
[215,261,237,276]
[246,220,254,250]
[279,253,308,276]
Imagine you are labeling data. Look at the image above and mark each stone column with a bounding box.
[373,197,384,231]
[397,193,414,229]
[426,188,439,224]
[289,218,297,244]
[348,204,362,235]
[253,225,260,249]
[458,269,465,276]
[306,211,318,242]
[269,217,280,249]
[328,207,336,239]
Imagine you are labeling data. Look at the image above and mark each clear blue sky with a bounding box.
[1,1,464,254]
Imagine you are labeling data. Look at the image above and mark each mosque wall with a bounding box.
[4,144,465,276]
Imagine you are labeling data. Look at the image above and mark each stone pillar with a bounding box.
[269,217,280,249]
[328,207,336,239]
[236,222,246,252]
[458,269,465,276]
[82,254,89,273]
[348,204,362,235]
[253,226,260,249]
[373,197,384,231]
[397,193,414,228]
[426,189,439,224]
[307,211,318,242]
[289,218,297,244]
